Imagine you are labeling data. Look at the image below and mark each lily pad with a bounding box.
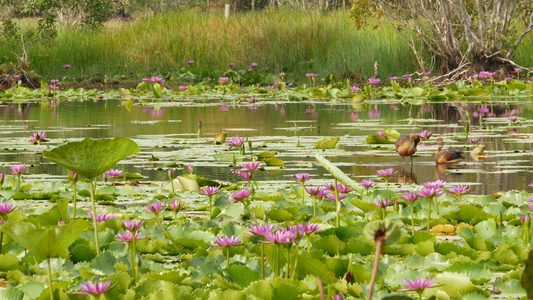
[314,137,340,149]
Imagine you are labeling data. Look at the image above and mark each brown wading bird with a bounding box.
[435,137,464,164]
[395,134,420,164]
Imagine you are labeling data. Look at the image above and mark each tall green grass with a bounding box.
[4,10,532,82]
[21,10,418,81]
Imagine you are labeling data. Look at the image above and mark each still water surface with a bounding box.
[1,99,532,195]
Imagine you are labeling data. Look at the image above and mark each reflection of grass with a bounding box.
[21,10,419,81]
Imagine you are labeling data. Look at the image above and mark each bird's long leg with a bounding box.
[410,155,413,165]
[402,156,405,165]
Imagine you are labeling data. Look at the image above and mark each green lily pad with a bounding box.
[314,137,340,149]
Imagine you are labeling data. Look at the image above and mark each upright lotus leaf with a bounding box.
[366,134,395,144]
[42,138,140,179]
[522,248,533,299]
[315,154,362,192]
[315,137,340,149]
[364,220,401,246]
[0,220,91,259]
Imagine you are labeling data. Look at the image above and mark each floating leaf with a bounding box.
[314,137,340,149]
[366,134,395,144]
[224,265,261,288]
[351,94,366,103]
[363,220,401,246]
[177,176,200,192]
[42,138,140,179]
[265,157,284,167]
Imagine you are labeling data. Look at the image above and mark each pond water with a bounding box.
[1,98,532,195]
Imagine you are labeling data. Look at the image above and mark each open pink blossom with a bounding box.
[116,231,145,242]
[212,235,241,246]
[294,173,310,183]
[226,135,244,147]
[219,77,230,83]
[368,78,381,84]
[376,168,395,178]
[73,281,112,295]
[447,185,470,197]
[200,186,220,196]
[241,162,261,171]
[248,223,276,236]
[229,188,252,203]
[326,193,347,201]
[361,180,375,188]
[10,164,25,175]
[399,277,437,291]
[87,211,118,223]
[402,192,418,202]
[168,199,185,212]
[29,132,47,144]
[105,169,124,179]
[418,130,432,140]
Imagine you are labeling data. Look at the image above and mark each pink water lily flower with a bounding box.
[73,281,112,295]
[63,64,71,69]
[212,235,241,246]
[241,162,261,171]
[116,231,145,242]
[229,188,252,203]
[261,230,294,244]
[368,78,381,84]
[350,86,359,93]
[447,185,470,197]
[105,169,124,179]
[326,193,347,201]
[219,77,230,83]
[418,130,432,141]
[87,211,118,223]
[147,202,163,214]
[248,223,276,236]
[376,130,386,138]
[168,199,185,212]
[305,187,320,196]
[373,199,392,208]
[376,168,395,178]
[294,172,310,183]
[509,116,518,122]
[399,277,437,292]
[150,76,164,84]
[122,219,144,232]
[402,192,418,202]
[201,186,220,196]
[226,135,245,147]
[0,203,15,215]
[360,180,375,188]
[10,164,25,175]
[29,131,47,144]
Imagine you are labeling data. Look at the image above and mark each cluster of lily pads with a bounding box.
[2,63,533,103]
[0,131,533,300]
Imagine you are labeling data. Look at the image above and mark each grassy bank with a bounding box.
[2,10,532,83]
[4,10,419,82]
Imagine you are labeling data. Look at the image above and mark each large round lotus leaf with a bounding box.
[42,138,140,179]
[0,220,91,259]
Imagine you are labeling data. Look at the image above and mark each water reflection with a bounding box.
[0,99,532,195]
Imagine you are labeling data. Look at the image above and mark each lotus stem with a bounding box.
[16,174,21,193]
[427,197,432,233]
[313,196,317,218]
[208,195,213,220]
[72,183,77,219]
[435,195,439,215]
[291,247,299,279]
[411,202,415,236]
[286,247,290,278]
[334,178,340,228]
[385,178,390,199]
[382,207,386,220]
[260,243,265,278]
[0,232,3,254]
[277,245,281,276]
[154,215,181,251]
[226,247,230,268]
[89,177,100,255]
[170,180,175,195]
[300,182,305,205]
[47,257,55,300]
[131,236,137,280]
[367,235,384,300]
[307,236,311,253]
